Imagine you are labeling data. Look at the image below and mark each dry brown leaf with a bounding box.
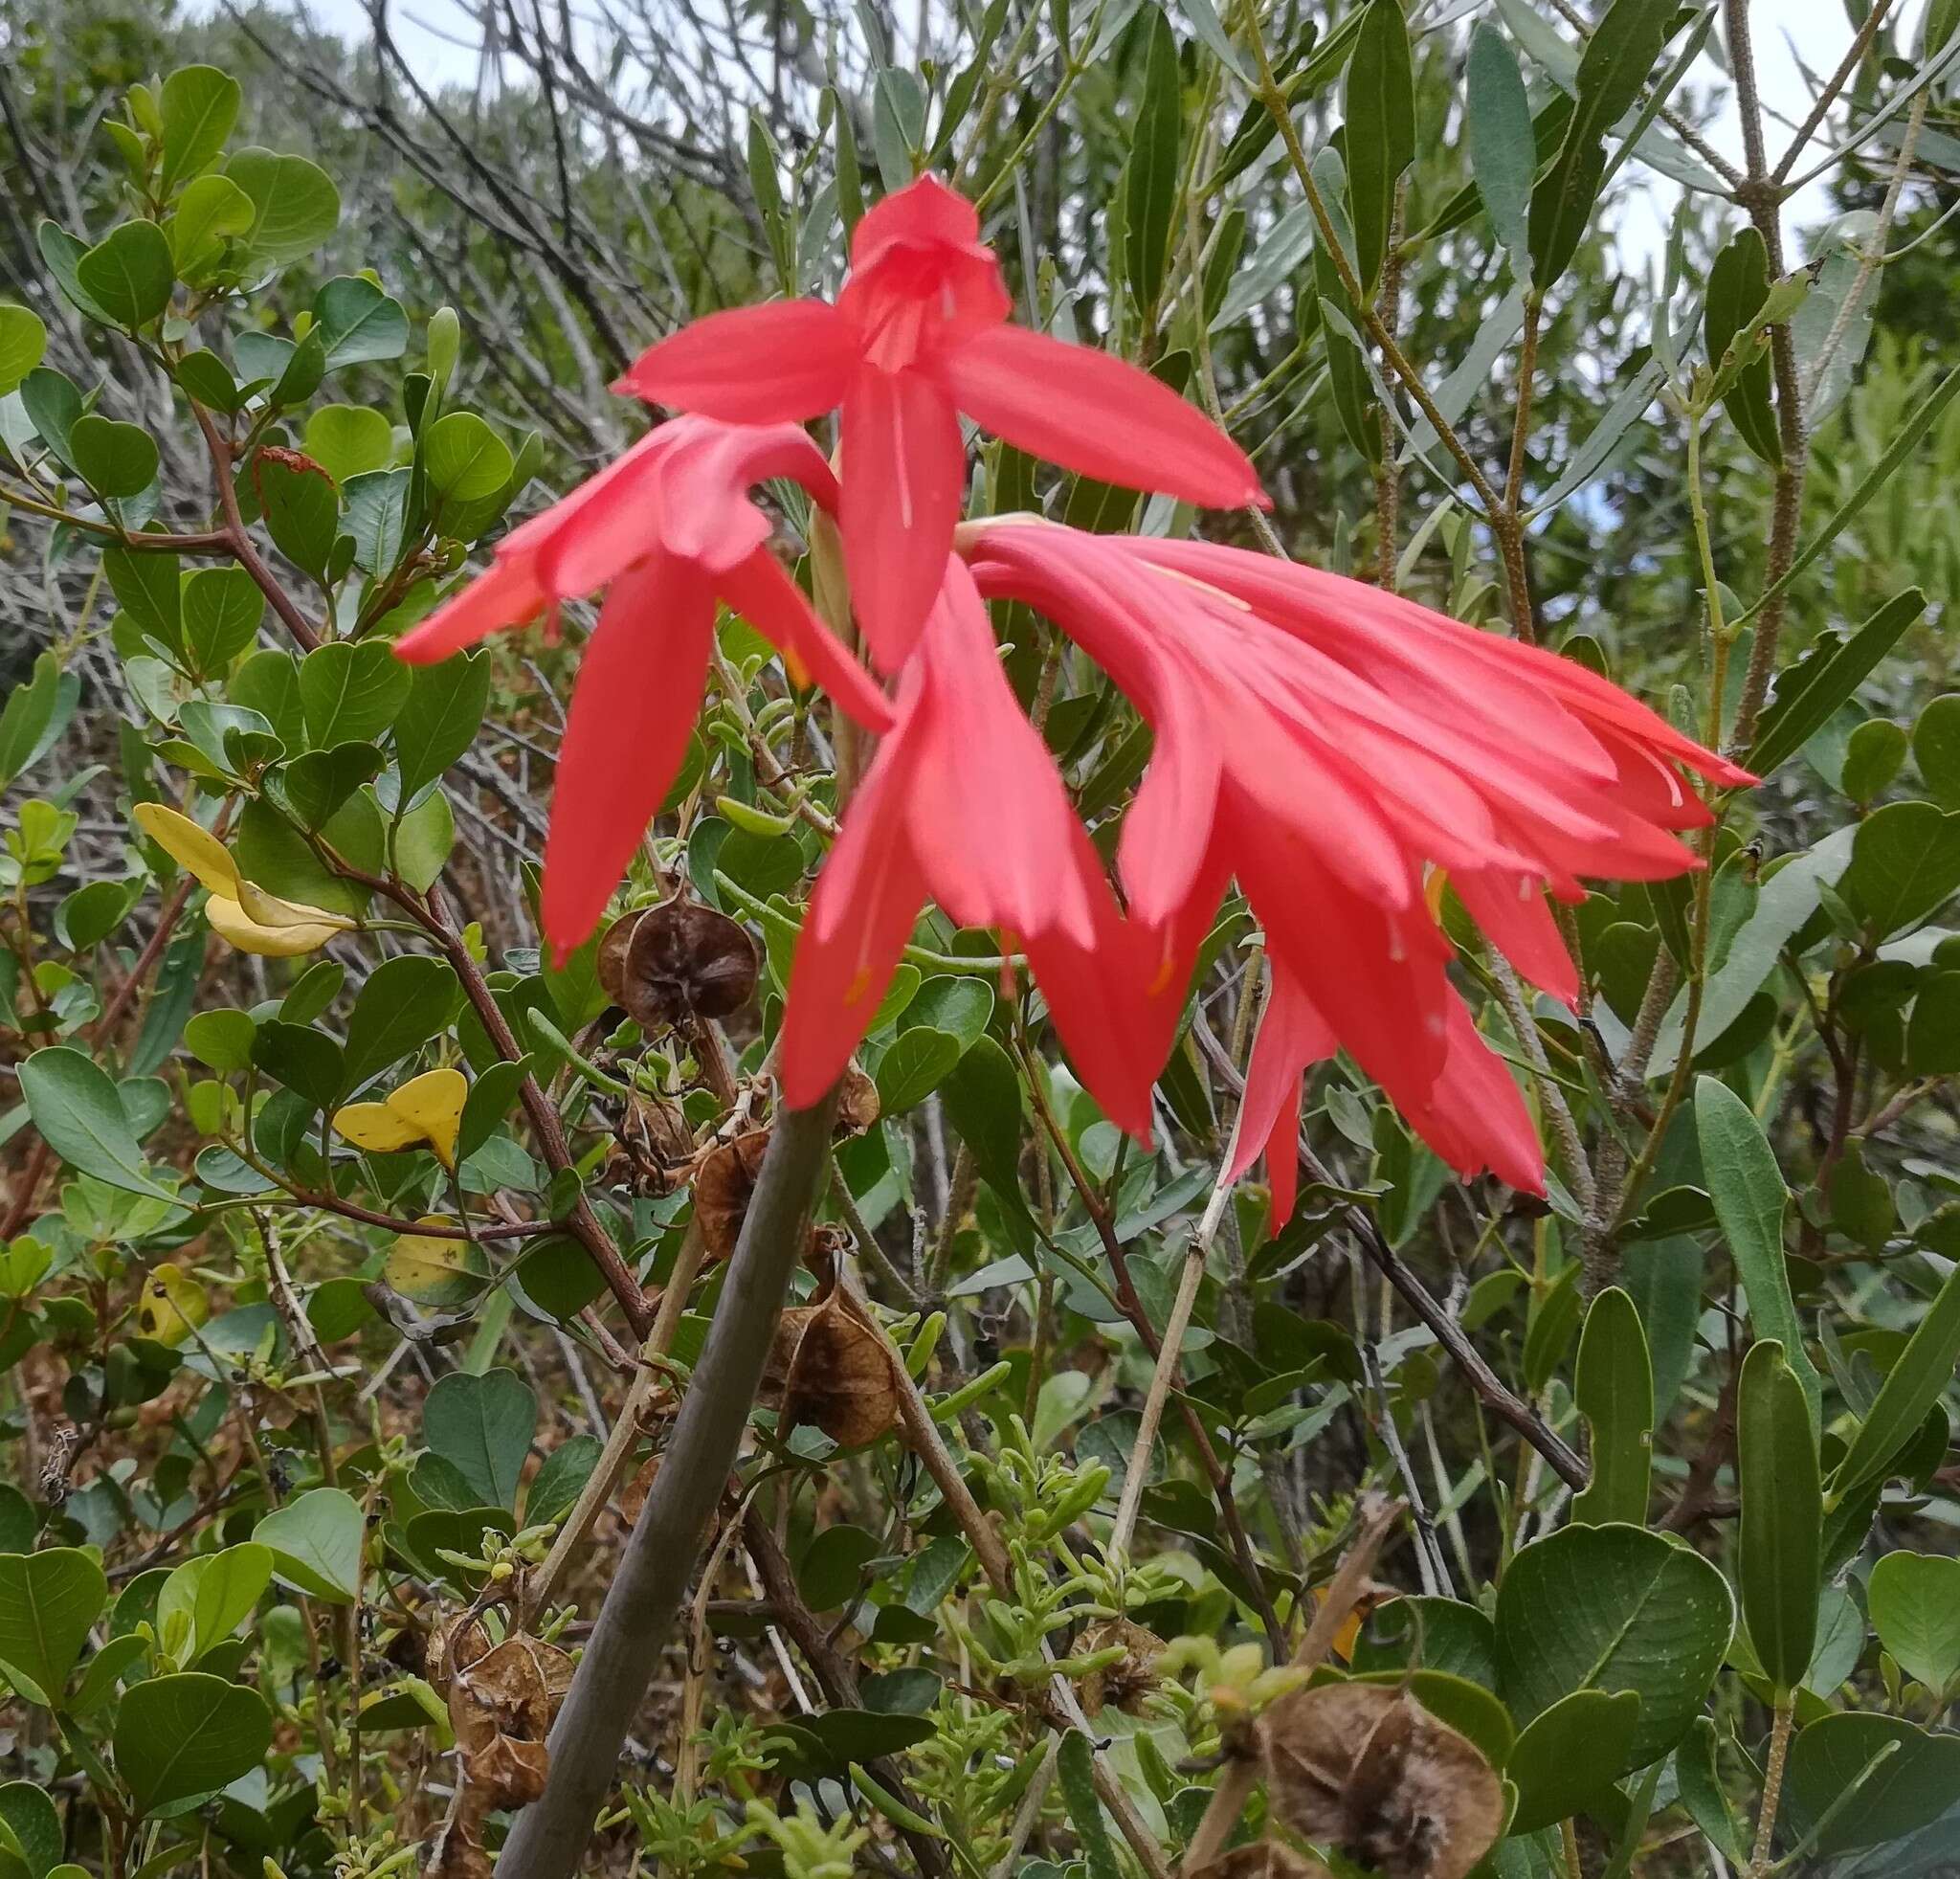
[696,1129,772,1261]
[1080,1617,1165,1716]
[1188,1845,1333,1879]
[1259,1681,1503,1879]
[616,899,757,1030]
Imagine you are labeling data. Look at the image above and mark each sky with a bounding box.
[291,0,1924,271]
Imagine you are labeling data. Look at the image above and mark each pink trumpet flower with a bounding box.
[965,519,1754,1196]
[393,415,893,956]
[618,175,1266,667]
[776,556,1174,1139]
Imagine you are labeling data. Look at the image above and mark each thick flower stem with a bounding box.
[495,1086,840,1879]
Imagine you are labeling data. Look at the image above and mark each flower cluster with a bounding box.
[395,174,1748,1198]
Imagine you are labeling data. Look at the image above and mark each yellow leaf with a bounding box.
[331,1101,427,1155]
[206,894,345,957]
[385,1067,467,1171]
[133,803,241,898]
[136,1263,209,1345]
[384,1217,487,1306]
[234,880,356,932]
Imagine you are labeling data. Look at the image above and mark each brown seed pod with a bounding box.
[445,1632,574,1809]
[617,899,757,1030]
[1258,1681,1503,1879]
[695,1129,771,1260]
[1079,1617,1165,1716]
[596,909,644,1007]
[774,1288,902,1447]
[834,1063,880,1135]
[1188,1846,1333,1879]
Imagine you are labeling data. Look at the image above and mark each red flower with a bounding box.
[618,176,1266,668]
[394,416,892,956]
[776,556,1171,1137]
[967,520,1754,1193]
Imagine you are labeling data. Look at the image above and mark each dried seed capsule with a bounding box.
[615,899,757,1030]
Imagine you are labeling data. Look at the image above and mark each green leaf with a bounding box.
[1840,799,1960,938]
[340,954,458,1093]
[181,567,265,675]
[300,639,413,748]
[1496,1521,1733,1773]
[1736,1341,1820,1697]
[344,467,413,575]
[184,1008,256,1075]
[394,788,454,893]
[17,366,82,470]
[114,1671,272,1816]
[168,175,255,280]
[423,1368,536,1511]
[18,1047,179,1203]
[314,276,410,369]
[1749,592,1926,776]
[1830,1253,1960,1497]
[1055,1730,1120,1879]
[941,1037,1035,1250]
[1648,830,1855,1077]
[876,1027,964,1114]
[1692,1077,1821,1429]
[797,1524,881,1611]
[276,742,381,832]
[68,414,158,499]
[1465,22,1533,279]
[159,66,241,190]
[0,1549,107,1706]
[1868,1552,1960,1695]
[1704,228,1781,466]
[1122,9,1183,312]
[75,222,174,330]
[254,450,338,578]
[1343,0,1415,297]
[1527,0,1677,285]
[1781,1714,1960,1856]
[0,654,66,789]
[231,650,306,749]
[302,405,394,486]
[1674,1717,1746,1866]
[510,1234,607,1322]
[1912,692,1960,809]
[156,1543,272,1665]
[0,1782,60,1879]
[226,147,342,263]
[1503,1687,1639,1834]
[254,1488,365,1604]
[1570,1287,1652,1527]
[251,1021,345,1113]
[0,305,46,397]
[395,651,491,801]
[423,411,513,504]
[523,1434,602,1532]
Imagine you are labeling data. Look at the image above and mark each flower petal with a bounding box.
[714,548,894,733]
[394,555,548,665]
[840,369,968,667]
[540,552,715,960]
[940,325,1266,510]
[1229,969,1338,1225]
[617,301,857,422]
[779,758,929,1109]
